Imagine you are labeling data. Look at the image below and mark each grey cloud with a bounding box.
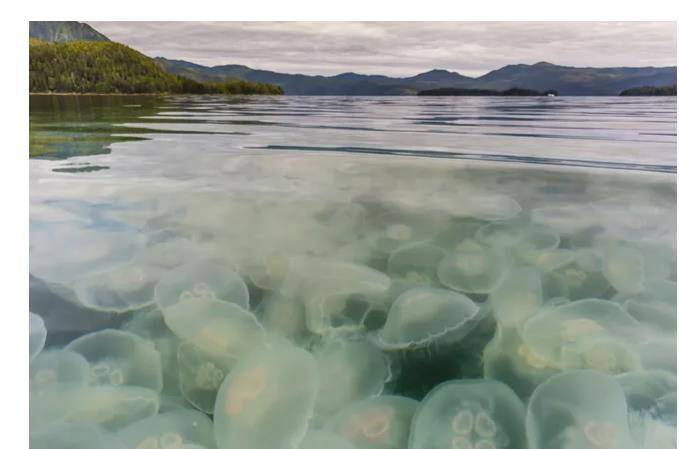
[88,21,677,77]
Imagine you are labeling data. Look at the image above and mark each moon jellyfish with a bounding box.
[177,341,239,414]
[257,293,307,342]
[117,409,216,449]
[438,191,522,222]
[437,239,507,294]
[476,220,560,253]
[161,297,266,361]
[313,339,390,425]
[30,312,47,361]
[616,370,677,422]
[30,423,127,449]
[521,299,644,373]
[488,267,543,328]
[66,329,163,391]
[123,308,181,394]
[30,349,90,392]
[387,241,447,285]
[603,245,645,295]
[31,384,159,431]
[154,259,249,313]
[550,261,611,300]
[72,262,162,312]
[482,326,559,401]
[213,345,319,449]
[375,287,482,350]
[613,279,677,332]
[410,379,527,449]
[434,218,487,251]
[300,431,356,449]
[325,396,418,449]
[527,370,635,449]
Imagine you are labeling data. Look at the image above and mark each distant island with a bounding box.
[418,87,558,96]
[619,85,677,96]
[29,21,678,97]
[29,23,283,95]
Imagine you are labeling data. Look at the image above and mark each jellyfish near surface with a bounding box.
[213,344,319,449]
[527,370,635,449]
[409,379,527,449]
[30,312,47,361]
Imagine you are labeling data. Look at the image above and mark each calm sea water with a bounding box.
[29,95,677,449]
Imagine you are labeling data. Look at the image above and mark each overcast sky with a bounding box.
[89,22,677,77]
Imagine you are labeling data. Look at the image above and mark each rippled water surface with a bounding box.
[29,95,677,449]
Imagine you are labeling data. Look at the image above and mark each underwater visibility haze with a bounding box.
[29,94,677,449]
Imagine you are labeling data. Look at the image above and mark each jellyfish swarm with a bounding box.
[527,370,635,449]
[312,339,391,425]
[30,312,47,361]
[375,287,482,351]
[325,395,418,449]
[30,423,128,449]
[437,239,507,294]
[117,409,216,449]
[409,379,527,449]
[213,345,319,449]
[520,299,645,374]
[30,349,90,392]
[387,241,447,285]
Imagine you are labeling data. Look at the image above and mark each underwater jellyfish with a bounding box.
[602,245,645,295]
[488,267,543,328]
[547,259,611,300]
[117,409,216,449]
[161,297,266,359]
[213,344,319,449]
[30,423,128,449]
[375,287,483,350]
[312,339,391,425]
[482,326,559,401]
[257,293,307,342]
[30,349,90,392]
[154,259,250,313]
[616,370,676,421]
[409,379,526,449]
[526,370,635,449]
[437,239,507,294]
[123,308,181,394]
[476,220,560,253]
[521,299,644,373]
[439,191,522,222]
[434,217,487,250]
[177,341,239,414]
[387,241,447,285]
[325,395,418,449]
[30,312,47,361]
[66,329,163,392]
[299,431,356,449]
[31,384,159,431]
[612,279,677,332]
[516,248,574,274]
[72,262,162,312]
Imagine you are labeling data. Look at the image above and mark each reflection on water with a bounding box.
[29,95,676,449]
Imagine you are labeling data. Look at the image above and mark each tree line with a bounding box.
[29,39,283,95]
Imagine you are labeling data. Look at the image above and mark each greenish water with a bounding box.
[30,95,676,449]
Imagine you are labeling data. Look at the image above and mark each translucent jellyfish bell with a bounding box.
[116,409,216,449]
[387,241,447,285]
[299,431,356,449]
[375,287,482,350]
[66,329,163,391]
[30,349,90,392]
[521,299,644,373]
[313,339,391,425]
[616,370,677,420]
[476,220,560,253]
[161,297,266,360]
[437,239,507,294]
[325,395,418,449]
[213,345,319,449]
[613,279,677,332]
[527,370,635,449]
[31,384,159,431]
[257,293,307,342]
[154,259,249,312]
[30,423,128,449]
[603,244,645,295]
[410,379,527,449]
[30,312,47,361]
[488,267,543,328]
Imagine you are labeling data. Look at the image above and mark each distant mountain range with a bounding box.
[29,21,109,43]
[29,21,677,96]
[157,58,677,96]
